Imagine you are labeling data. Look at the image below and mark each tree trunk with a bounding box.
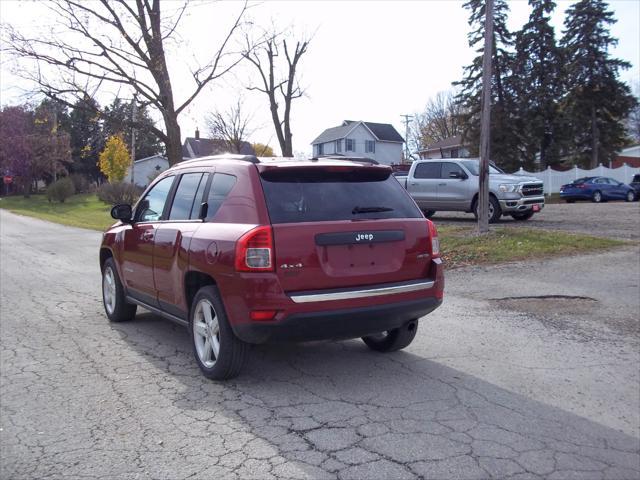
[164,114,182,166]
[590,104,598,169]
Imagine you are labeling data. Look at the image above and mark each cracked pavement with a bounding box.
[1,209,639,479]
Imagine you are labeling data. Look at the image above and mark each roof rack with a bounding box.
[309,155,379,165]
[178,154,260,166]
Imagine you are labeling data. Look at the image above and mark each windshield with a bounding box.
[460,160,504,175]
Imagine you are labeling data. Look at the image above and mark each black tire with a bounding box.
[422,210,436,219]
[625,191,635,202]
[101,258,137,322]
[473,196,502,223]
[511,210,535,221]
[592,190,602,203]
[189,285,248,380]
[362,320,418,352]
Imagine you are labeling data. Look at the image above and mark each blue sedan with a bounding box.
[560,177,637,203]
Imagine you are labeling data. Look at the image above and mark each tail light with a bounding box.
[576,184,587,189]
[235,226,274,272]
[427,220,440,258]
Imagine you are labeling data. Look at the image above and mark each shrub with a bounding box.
[46,177,76,203]
[97,182,143,205]
[69,173,92,193]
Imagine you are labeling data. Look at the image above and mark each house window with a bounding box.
[450,148,459,158]
[317,143,324,156]
[336,139,342,153]
[345,138,355,152]
[365,140,375,154]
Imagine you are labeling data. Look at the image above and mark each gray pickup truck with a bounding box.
[399,159,545,223]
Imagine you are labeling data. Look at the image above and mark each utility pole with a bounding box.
[401,114,413,163]
[478,0,494,235]
[131,96,138,185]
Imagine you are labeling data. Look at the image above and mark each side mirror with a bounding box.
[449,171,467,180]
[111,204,132,223]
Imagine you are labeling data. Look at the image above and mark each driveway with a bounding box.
[1,209,639,479]
[430,202,640,240]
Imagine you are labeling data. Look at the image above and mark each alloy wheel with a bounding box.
[102,266,117,315]
[193,299,221,368]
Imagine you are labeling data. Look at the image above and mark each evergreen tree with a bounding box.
[103,98,163,160]
[560,0,637,168]
[511,0,564,169]
[68,97,104,181]
[455,0,519,170]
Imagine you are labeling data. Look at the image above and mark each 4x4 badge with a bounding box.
[280,263,303,269]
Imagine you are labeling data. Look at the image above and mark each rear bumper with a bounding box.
[223,258,444,344]
[560,191,591,200]
[234,296,442,343]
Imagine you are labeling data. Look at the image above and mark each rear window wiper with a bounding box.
[352,206,394,214]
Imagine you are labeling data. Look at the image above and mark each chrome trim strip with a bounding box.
[126,296,189,327]
[289,280,435,304]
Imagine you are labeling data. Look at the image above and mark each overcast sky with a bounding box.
[1,0,638,157]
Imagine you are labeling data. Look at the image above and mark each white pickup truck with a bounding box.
[399,159,545,223]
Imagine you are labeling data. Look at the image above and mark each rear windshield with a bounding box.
[260,168,422,223]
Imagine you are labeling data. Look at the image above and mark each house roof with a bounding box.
[183,137,255,158]
[311,121,404,145]
[419,135,464,153]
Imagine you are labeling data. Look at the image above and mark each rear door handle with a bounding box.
[410,182,418,186]
[438,183,446,186]
[142,231,154,241]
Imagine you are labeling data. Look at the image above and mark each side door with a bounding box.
[438,162,471,210]
[593,177,612,199]
[121,175,176,306]
[154,172,209,316]
[408,162,441,209]
[607,178,626,199]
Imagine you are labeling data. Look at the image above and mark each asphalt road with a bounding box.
[430,201,640,240]
[1,209,639,479]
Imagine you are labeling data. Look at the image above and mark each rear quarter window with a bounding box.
[260,168,422,224]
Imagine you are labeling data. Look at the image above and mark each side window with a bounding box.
[206,173,237,220]
[137,176,175,222]
[594,178,605,184]
[168,173,204,220]
[441,163,464,179]
[414,162,441,179]
[189,173,209,219]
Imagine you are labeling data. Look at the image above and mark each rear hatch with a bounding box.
[258,163,432,292]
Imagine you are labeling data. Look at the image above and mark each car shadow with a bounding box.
[111,312,640,478]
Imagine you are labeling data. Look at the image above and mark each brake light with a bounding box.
[427,220,440,257]
[576,184,586,189]
[235,226,274,272]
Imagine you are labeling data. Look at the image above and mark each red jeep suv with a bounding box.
[100,155,444,379]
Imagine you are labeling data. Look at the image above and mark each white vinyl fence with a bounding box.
[512,164,640,194]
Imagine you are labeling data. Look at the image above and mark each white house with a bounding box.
[311,120,404,165]
[123,154,169,187]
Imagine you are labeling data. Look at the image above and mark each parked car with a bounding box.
[630,174,640,198]
[100,155,444,380]
[400,159,545,223]
[559,177,636,203]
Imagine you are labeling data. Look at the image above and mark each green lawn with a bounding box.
[0,194,114,231]
[0,194,627,267]
[438,225,625,269]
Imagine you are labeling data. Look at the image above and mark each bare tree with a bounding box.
[414,90,464,149]
[205,98,255,154]
[3,0,249,166]
[243,30,310,157]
